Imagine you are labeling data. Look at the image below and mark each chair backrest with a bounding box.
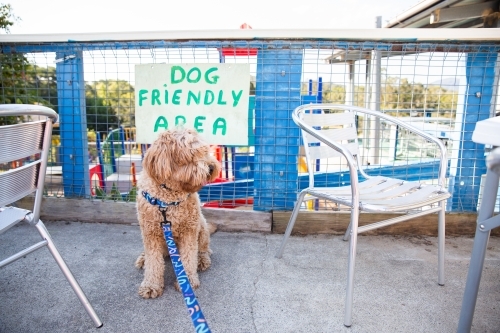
[297,107,360,186]
[0,105,58,221]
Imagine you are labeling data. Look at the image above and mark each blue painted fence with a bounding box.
[3,39,498,212]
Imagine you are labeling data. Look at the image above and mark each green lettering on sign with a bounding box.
[194,116,206,133]
[152,89,161,105]
[172,90,182,105]
[171,66,185,84]
[187,91,201,105]
[232,90,243,107]
[204,91,214,105]
[154,116,168,132]
[187,67,201,83]
[205,67,219,84]
[138,89,148,106]
[213,118,227,135]
[217,91,227,105]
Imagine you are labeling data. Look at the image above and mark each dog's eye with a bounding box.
[160,184,167,189]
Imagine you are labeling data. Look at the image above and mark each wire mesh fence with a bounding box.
[0,35,499,212]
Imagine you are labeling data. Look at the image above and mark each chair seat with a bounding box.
[304,176,451,212]
[0,207,31,235]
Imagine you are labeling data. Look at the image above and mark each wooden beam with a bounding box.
[16,197,271,233]
[272,211,495,237]
[14,197,491,236]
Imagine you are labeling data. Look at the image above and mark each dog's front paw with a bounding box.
[174,275,200,291]
[198,251,211,271]
[135,252,145,269]
[138,282,164,299]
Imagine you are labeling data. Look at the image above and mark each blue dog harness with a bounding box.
[142,190,189,208]
[142,190,211,333]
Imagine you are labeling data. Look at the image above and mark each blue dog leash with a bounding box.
[142,191,211,333]
[162,223,211,333]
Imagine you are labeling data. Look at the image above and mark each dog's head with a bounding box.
[142,128,221,193]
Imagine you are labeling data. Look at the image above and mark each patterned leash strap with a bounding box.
[162,222,211,333]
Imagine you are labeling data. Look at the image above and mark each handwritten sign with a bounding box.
[135,63,250,145]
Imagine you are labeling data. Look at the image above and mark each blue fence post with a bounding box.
[55,51,90,197]
[448,51,498,211]
[253,49,303,211]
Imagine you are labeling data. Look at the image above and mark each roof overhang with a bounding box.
[385,0,499,29]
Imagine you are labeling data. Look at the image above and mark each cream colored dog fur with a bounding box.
[135,128,221,298]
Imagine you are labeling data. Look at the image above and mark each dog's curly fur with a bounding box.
[135,128,221,299]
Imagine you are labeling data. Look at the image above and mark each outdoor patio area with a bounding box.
[1,220,499,332]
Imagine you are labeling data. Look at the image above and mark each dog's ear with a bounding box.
[143,133,173,184]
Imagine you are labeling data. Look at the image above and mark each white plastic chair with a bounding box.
[275,104,450,327]
[0,104,102,328]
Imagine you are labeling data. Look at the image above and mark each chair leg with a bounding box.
[35,220,103,328]
[438,202,445,286]
[344,207,360,327]
[342,221,351,241]
[275,191,307,259]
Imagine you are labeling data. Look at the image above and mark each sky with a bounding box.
[4,0,423,34]
[4,0,465,93]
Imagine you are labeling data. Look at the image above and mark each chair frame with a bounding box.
[276,103,450,327]
[0,104,102,328]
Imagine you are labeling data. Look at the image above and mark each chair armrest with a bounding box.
[0,104,58,123]
[296,104,449,188]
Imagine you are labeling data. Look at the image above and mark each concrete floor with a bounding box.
[1,221,499,333]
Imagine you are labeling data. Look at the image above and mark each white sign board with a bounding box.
[135,63,250,145]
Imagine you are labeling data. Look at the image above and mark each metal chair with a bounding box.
[0,104,102,328]
[275,104,450,327]
[457,116,500,333]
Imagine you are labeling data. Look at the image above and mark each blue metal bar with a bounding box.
[55,51,90,197]
[448,52,498,211]
[4,41,498,55]
[199,160,446,202]
[119,126,126,155]
[315,77,322,172]
[317,77,323,102]
[247,96,255,146]
[95,132,106,191]
[223,147,229,179]
[253,49,303,211]
[109,136,117,174]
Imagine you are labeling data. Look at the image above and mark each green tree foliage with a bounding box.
[0,3,15,32]
[302,76,458,118]
[87,80,135,126]
[323,84,346,104]
[381,77,458,117]
[25,65,58,111]
[85,83,120,133]
[0,4,55,125]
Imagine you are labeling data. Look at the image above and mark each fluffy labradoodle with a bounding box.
[135,128,221,299]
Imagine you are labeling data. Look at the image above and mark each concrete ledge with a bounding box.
[16,197,272,233]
